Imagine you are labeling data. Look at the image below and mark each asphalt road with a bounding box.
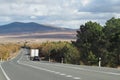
[0,48,120,80]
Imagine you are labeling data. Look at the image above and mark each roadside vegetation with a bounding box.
[0,43,20,61]
[28,41,80,64]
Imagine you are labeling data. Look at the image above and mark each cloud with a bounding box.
[30,16,37,19]
[0,16,11,21]
[79,0,120,13]
[81,0,91,6]
[0,0,120,29]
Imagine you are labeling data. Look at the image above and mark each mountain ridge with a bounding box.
[0,22,73,34]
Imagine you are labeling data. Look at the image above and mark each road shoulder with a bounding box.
[0,62,8,80]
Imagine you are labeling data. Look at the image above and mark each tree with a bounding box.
[74,21,103,65]
[38,42,80,64]
[103,17,120,66]
[63,43,80,64]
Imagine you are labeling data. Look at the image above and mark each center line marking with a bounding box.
[66,75,72,77]
[54,72,60,74]
[73,77,81,79]
[18,61,81,79]
[17,51,81,80]
[38,62,120,76]
[59,73,66,76]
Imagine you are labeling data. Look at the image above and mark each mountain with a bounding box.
[0,22,72,34]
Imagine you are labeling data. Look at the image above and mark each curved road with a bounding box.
[0,48,120,80]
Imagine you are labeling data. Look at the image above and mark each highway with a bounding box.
[0,48,120,80]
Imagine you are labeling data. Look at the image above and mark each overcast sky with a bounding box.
[0,0,120,29]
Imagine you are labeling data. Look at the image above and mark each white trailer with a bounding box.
[34,49,39,56]
[31,49,35,57]
[30,49,39,61]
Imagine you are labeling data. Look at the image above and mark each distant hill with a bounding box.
[0,22,73,34]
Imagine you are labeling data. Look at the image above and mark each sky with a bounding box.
[0,0,120,29]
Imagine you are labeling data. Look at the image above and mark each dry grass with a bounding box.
[0,43,21,60]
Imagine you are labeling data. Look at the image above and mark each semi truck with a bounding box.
[30,49,40,61]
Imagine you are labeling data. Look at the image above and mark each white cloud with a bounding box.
[0,16,12,21]
[30,16,37,19]
[81,0,91,6]
[0,0,120,29]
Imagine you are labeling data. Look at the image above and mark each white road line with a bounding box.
[0,63,11,80]
[38,62,120,76]
[59,73,66,76]
[73,77,81,79]
[17,50,81,79]
[66,75,72,77]
[54,72,60,74]
[17,52,23,63]
[9,50,22,61]
[18,62,54,72]
[18,61,81,79]
[54,65,120,76]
